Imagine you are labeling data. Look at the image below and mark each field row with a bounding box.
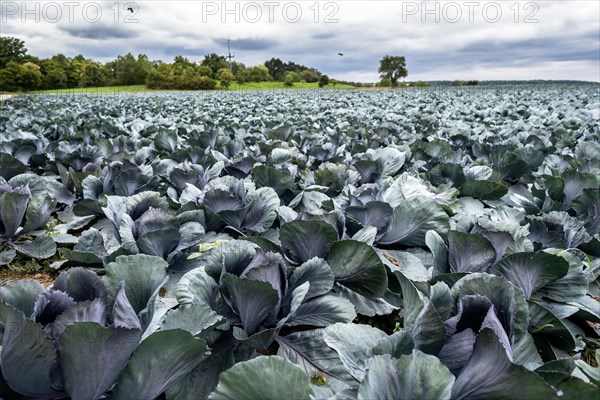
[0,87,598,399]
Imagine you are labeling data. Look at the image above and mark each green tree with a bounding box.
[378,77,392,87]
[69,55,88,87]
[0,61,42,91]
[300,70,319,83]
[168,57,194,87]
[190,76,217,90]
[173,56,187,64]
[264,59,321,81]
[318,74,329,88]
[283,71,300,86]
[40,59,68,89]
[231,61,246,76]
[133,54,152,84]
[24,55,41,65]
[145,59,218,91]
[0,37,27,68]
[172,56,194,72]
[114,53,138,85]
[172,65,195,89]
[236,69,251,84]
[49,54,75,87]
[51,54,71,70]
[217,67,234,89]
[283,74,295,86]
[264,58,285,80]
[145,68,162,89]
[146,62,171,89]
[0,62,21,91]
[378,55,408,87]
[20,62,42,90]
[408,80,431,87]
[79,62,106,87]
[198,65,213,77]
[247,65,271,82]
[201,53,228,78]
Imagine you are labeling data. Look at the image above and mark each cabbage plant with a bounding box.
[0,256,209,399]
[0,174,56,265]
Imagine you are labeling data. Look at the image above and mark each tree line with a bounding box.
[0,37,354,92]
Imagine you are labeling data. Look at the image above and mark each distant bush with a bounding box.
[284,74,295,86]
[337,80,361,87]
[408,81,431,87]
[217,68,234,89]
[145,68,163,89]
[378,77,392,87]
[283,71,300,84]
[189,76,217,90]
[248,65,272,82]
[236,69,250,84]
[198,65,213,77]
[145,61,217,90]
[452,80,479,86]
[300,70,319,83]
[318,74,330,87]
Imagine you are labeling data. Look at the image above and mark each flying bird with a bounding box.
[338,53,344,56]
[127,6,134,13]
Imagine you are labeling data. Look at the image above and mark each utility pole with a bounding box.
[226,39,235,71]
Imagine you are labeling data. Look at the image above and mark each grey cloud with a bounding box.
[551,49,599,62]
[459,36,599,62]
[60,25,137,39]
[213,38,278,51]
[6,0,599,82]
[311,33,337,40]
[583,29,600,41]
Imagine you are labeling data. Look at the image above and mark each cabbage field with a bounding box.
[0,85,599,399]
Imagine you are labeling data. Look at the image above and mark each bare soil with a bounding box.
[0,269,56,287]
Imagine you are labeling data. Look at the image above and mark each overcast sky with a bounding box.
[1,0,599,82]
